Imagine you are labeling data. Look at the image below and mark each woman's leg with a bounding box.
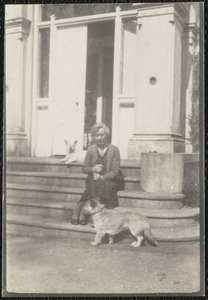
[71,177,93,224]
[71,190,90,225]
[73,190,89,214]
[95,180,118,209]
[108,187,119,208]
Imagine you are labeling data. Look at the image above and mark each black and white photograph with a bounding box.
[3,2,204,296]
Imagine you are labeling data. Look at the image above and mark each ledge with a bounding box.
[6,17,31,37]
[6,157,141,168]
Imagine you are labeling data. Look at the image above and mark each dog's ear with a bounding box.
[92,197,100,206]
[64,139,68,145]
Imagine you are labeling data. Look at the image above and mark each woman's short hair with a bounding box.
[90,123,110,138]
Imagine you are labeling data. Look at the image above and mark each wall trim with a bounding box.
[6,17,31,38]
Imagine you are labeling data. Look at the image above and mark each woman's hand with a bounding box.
[93,173,100,180]
[93,173,104,180]
[93,164,103,173]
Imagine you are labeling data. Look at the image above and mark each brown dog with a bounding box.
[84,199,158,247]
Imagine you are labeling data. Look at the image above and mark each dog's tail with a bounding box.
[143,228,158,247]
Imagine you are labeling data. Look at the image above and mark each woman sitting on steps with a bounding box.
[71,122,121,225]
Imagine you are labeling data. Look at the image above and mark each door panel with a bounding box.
[53,25,87,154]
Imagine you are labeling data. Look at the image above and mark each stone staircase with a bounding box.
[6,157,200,242]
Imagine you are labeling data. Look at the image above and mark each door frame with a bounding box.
[32,5,138,156]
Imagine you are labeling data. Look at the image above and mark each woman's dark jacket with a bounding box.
[82,144,120,181]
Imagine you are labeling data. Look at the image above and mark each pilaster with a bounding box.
[182,21,199,153]
[5,5,32,156]
[128,3,189,159]
[111,6,122,146]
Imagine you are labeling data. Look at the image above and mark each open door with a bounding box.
[53,25,87,154]
[83,21,114,149]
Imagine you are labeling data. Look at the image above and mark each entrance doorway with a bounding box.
[84,21,114,149]
[35,19,115,156]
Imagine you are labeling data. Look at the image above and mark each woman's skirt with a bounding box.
[79,175,118,209]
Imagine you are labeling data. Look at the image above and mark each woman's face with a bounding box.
[95,128,108,148]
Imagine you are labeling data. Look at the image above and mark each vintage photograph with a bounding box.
[3,2,204,296]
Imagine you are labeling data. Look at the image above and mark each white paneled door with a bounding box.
[53,25,88,155]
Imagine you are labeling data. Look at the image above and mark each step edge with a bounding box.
[7,172,140,182]
[6,184,84,194]
[6,157,141,168]
[7,218,95,233]
[7,171,87,179]
[7,183,185,199]
[7,202,73,210]
[118,191,185,200]
[7,219,200,241]
[7,202,199,218]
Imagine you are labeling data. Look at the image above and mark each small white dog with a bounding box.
[61,139,85,164]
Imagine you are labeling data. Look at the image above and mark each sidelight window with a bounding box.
[38,28,50,98]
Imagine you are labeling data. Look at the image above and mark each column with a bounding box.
[183,4,199,153]
[128,3,189,159]
[5,5,31,156]
[111,6,122,146]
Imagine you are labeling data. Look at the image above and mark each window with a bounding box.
[38,28,50,98]
[40,4,134,21]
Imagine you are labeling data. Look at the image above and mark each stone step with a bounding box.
[119,190,185,209]
[6,183,185,209]
[7,197,199,228]
[6,157,141,177]
[7,183,83,202]
[6,213,200,242]
[6,171,140,190]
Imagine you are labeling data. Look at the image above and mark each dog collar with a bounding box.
[91,206,105,215]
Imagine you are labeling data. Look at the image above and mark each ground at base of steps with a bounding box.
[5,233,202,295]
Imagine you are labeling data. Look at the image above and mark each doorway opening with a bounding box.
[84,21,115,149]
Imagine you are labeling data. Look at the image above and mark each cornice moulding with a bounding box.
[6,17,31,38]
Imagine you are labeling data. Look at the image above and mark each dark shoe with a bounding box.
[71,213,79,225]
[79,213,87,225]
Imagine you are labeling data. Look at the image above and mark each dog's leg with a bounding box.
[129,224,144,247]
[91,231,105,246]
[131,241,137,246]
[108,235,114,245]
[132,236,143,248]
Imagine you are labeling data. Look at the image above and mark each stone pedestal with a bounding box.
[6,133,29,157]
[128,135,185,160]
[128,3,189,159]
[140,153,184,194]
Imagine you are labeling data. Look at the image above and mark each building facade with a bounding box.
[5,3,200,160]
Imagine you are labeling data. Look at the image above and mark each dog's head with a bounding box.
[64,139,78,154]
[83,198,105,215]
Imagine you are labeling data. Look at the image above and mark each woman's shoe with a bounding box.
[79,213,87,225]
[71,213,79,225]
